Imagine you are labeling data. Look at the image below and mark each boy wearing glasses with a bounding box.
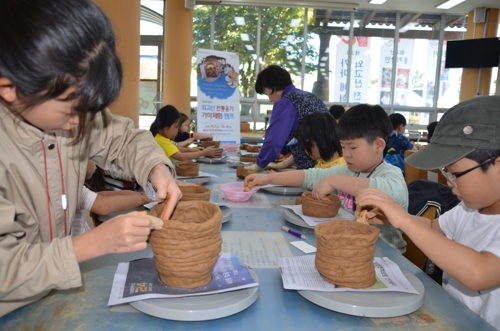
[356,96,500,330]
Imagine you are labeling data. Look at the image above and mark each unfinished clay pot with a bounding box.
[179,185,211,201]
[240,156,256,162]
[175,160,200,177]
[247,140,258,144]
[315,220,380,288]
[240,143,248,150]
[150,201,222,288]
[246,146,261,153]
[201,140,220,148]
[236,166,258,179]
[301,191,340,218]
[295,197,303,205]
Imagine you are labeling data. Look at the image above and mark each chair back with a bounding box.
[404,150,448,186]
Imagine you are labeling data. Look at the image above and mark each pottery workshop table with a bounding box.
[0,162,495,331]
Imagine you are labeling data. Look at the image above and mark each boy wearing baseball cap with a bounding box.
[356,96,500,330]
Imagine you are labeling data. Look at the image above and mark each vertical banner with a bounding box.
[334,36,370,103]
[196,49,240,143]
[378,38,414,106]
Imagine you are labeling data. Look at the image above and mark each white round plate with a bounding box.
[220,205,232,223]
[129,270,259,321]
[196,156,228,164]
[298,270,424,318]
[261,186,307,195]
[283,208,314,229]
[179,176,211,184]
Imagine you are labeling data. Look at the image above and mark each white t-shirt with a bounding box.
[72,187,97,236]
[439,202,500,330]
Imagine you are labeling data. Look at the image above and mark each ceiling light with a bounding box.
[240,33,249,41]
[369,0,387,4]
[444,26,467,32]
[245,44,254,51]
[235,17,245,25]
[436,0,466,9]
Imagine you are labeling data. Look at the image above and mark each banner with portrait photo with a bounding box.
[196,49,240,144]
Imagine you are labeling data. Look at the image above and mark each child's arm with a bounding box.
[72,211,152,262]
[91,191,152,215]
[357,188,500,291]
[193,132,213,140]
[244,170,305,188]
[176,138,195,148]
[312,175,369,200]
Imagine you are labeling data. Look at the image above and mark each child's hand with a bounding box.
[311,178,335,201]
[355,188,409,229]
[148,163,182,220]
[96,211,153,254]
[244,173,269,188]
[204,146,223,158]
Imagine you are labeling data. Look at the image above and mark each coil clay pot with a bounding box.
[201,140,220,148]
[315,220,380,288]
[175,160,200,177]
[150,201,222,288]
[179,185,211,202]
[301,191,340,218]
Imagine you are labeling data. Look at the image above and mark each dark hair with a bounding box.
[179,113,189,126]
[337,104,392,144]
[389,113,407,130]
[427,121,438,141]
[464,149,500,173]
[85,166,112,192]
[328,105,345,120]
[150,105,181,136]
[296,112,342,161]
[255,65,292,94]
[0,0,122,143]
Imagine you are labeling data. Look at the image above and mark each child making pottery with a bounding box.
[295,112,345,169]
[356,96,500,330]
[0,0,181,316]
[174,113,213,148]
[150,105,223,161]
[245,104,408,253]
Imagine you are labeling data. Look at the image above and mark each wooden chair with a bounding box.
[402,206,437,270]
[403,149,446,274]
[404,150,448,186]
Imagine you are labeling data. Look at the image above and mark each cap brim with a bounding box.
[405,143,474,170]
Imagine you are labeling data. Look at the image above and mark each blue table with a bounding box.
[0,162,494,331]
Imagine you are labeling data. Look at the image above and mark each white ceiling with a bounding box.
[205,0,500,15]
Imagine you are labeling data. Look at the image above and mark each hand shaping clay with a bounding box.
[315,220,380,288]
[150,201,222,288]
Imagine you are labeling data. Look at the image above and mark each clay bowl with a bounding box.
[247,140,258,145]
[240,143,248,150]
[179,185,211,202]
[301,191,340,218]
[314,220,380,288]
[175,160,200,177]
[150,201,222,288]
[201,140,220,148]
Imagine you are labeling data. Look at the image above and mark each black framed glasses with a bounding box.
[440,157,496,187]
